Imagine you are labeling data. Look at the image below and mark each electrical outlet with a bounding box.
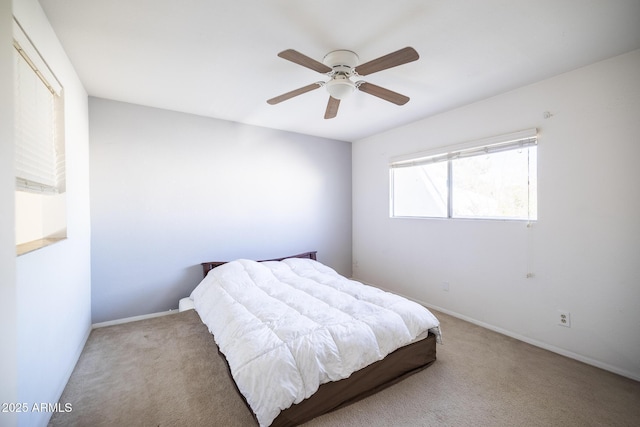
[442,282,450,292]
[558,311,571,328]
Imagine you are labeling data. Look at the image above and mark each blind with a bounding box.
[13,19,65,194]
[390,129,537,169]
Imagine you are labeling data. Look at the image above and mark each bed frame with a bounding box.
[201,251,317,277]
[199,251,436,427]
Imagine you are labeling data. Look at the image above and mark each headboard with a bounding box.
[200,251,317,278]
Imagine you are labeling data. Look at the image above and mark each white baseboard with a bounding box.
[422,302,640,382]
[92,309,178,329]
[353,278,640,382]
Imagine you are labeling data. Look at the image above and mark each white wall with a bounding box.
[352,50,640,380]
[11,1,92,426]
[89,98,352,323]
[0,0,18,426]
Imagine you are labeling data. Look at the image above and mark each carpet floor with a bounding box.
[50,309,640,426]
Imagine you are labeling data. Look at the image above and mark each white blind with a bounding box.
[390,129,538,169]
[13,19,65,194]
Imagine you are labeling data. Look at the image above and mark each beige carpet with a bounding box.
[50,309,640,427]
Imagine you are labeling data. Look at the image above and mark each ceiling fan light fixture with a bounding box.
[326,77,355,100]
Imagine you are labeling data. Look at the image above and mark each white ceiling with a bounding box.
[38,0,640,142]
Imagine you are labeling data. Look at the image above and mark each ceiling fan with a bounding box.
[267,47,419,119]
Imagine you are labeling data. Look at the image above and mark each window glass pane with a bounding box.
[528,147,537,219]
[392,162,448,217]
[452,146,536,219]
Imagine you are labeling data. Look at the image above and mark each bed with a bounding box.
[181,251,441,427]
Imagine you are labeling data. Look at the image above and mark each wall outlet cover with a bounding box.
[558,310,571,328]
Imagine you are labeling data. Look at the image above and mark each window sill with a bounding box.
[17,237,66,256]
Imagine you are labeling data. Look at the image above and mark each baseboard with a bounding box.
[354,278,640,382]
[47,319,92,425]
[425,302,640,382]
[92,309,178,329]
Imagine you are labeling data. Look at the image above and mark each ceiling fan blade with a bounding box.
[278,49,332,74]
[267,83,321,105]
[358,82,410,105]
[355,47,419,76]
[324,96,340,119]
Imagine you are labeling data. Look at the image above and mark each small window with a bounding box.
[390,130,537,221]
[13,18,67,255]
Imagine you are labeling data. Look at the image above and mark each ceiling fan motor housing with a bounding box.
[323,50,359,99]
[323,50,359,75]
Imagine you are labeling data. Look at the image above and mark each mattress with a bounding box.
[190,257,440,426]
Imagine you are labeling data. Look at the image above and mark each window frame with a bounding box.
[390,129,538,221]
[13,17,67,255]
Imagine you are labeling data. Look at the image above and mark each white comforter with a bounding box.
[191,258,441,426]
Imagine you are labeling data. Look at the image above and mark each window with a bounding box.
[390,129,537,221]
[13,18,66,255]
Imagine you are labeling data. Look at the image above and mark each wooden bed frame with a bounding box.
[201,250,317,277]
[199,251,436,427]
